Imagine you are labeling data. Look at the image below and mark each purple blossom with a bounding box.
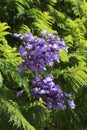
[41,30,47,35]
[13,33,21,38]
[15,30,68,74]
[17,90,24,97]
[15,30,75,110]
[32,74,75,110]
[24,33,34,42]
[64,92,71,98]
[68,100,75,109]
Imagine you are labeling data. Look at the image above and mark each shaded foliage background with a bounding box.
[0,0,87,130]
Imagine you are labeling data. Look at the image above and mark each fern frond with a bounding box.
[80,1,87,16]
[63,64,87,92]
[0,38,31,96]
[15,0,31,11]
[67,0,82,17]
[0,22,10,37]
[48,5,66,29]
[20,24,31,33]
[33,11,56,33]
[28,8,42,19]
[47,0,57,6]
[0,96,35,130]
[0,39,21,66]
[0,72,3,88]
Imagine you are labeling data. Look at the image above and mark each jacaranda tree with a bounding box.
[0,0,87,130]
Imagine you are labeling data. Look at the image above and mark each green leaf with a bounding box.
[0,72,3,88]
[0,97,36,130]
[59,50,69,62]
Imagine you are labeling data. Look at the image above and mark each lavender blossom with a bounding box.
[13,33,21,38]
[68,100,75,109]
[32,74,75,110]
[15,30,75,110]
[15,30,68,74]
[17,90,24,97]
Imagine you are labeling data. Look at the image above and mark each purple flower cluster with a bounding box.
[14,30,68,73]
[14,30,75,110]
[17,90,24,97]
[32,74,75,110]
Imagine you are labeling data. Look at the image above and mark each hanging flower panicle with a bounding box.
[14,30,75,110]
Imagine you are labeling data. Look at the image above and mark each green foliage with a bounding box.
[0,22,10,37]
[0,93,35,130]
[0,72,3,87]
[0,0,87,130]
[0,22,36,130]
